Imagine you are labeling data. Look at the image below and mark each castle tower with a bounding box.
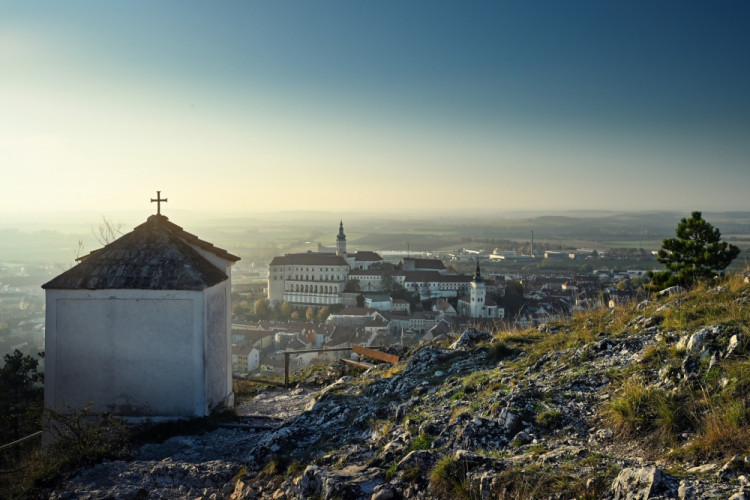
[469,260,486,317]
[336,220,347,257]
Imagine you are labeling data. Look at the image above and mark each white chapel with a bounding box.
[42,195,240,417]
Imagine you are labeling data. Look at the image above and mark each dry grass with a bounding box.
[605,376,687,448]
[489,462,614,500]
[685,391,750,461]
[429,455,476,500]
[381,363,406,378]
[604,272,750,464]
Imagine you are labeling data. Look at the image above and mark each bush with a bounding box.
[429,456,476,499]
[536,409,563,429]
[44,403,130,471]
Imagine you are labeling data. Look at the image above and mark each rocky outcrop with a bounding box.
[300,465,382,499]
[607,467,677,500]
[44,281,750,499]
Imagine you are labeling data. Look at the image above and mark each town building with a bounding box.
[267,222,387,307]
[457,263,503,319]
[267,222,479,309]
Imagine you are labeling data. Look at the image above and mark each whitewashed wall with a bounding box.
[204,281,233,409]
[44,288,208,416]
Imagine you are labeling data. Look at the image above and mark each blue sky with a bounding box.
[1,1,748,219]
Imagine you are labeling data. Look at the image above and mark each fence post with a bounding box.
[284,352,290,388]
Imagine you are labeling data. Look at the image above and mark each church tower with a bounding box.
[336,220,347,257]
[469,261,486,317]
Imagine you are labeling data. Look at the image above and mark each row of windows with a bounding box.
[285,284,340,294]
[271,266,346,275]
[272,274,343,281]
[287,275,343,281]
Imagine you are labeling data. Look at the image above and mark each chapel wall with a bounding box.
[44,289,204,416]
[204,281,232,410]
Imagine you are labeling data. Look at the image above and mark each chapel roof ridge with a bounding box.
[43,213,239,291]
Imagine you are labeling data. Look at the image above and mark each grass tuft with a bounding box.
[429,455,476,499]
[604,376,687,448]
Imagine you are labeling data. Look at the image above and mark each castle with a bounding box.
[267,223,504,319]
[267,222,383,308]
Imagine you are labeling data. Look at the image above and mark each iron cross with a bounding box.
[151,191,168,215]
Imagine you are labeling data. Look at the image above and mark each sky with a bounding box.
[1,1,749,221]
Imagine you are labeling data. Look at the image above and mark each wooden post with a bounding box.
[275,347,357,390]
[284,352,290,388]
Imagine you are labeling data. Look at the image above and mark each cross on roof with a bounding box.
[151,191,168,215]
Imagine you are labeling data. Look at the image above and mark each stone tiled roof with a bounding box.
[428,320,451,337]
[154,216,240,263]
[404,258,446,270]
[442,274,474,283]
[336,307,378,317]
[43,215,237,291]
[269,253,349,267]
[353,251,382,261]
[232,329,276,341]
[365,317,388,328]
[402,270,444,282]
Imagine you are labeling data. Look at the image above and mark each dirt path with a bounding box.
[235,386,318,420]
[48,386,320,499]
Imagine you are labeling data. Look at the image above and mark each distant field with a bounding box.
[603,240,664,250]
[4,211,750,267]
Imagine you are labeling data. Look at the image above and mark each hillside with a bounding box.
[30,272,750,499]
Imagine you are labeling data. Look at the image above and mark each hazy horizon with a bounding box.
[3,208,750,234]
[2,2,749,217]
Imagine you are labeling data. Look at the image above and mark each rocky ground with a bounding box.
[45,281,750,499]
[49,388,319,500]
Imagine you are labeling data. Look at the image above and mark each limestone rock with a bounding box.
[301,464,382,500]
[396,450,437,473]
[660,286,687,297]
[450,328,493,350]
[370,483,402,500]
[608,466,676,500]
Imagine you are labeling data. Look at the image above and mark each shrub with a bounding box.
[536,409,563,429]
[407,433,433,452]
[44,403,130,471]
[429,455,476,499]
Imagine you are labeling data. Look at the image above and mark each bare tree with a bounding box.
[93,216,124,246]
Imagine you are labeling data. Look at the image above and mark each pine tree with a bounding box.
[0,350,44,444]
[648,211,740,291]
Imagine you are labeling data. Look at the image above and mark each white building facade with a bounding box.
[457,263,504,319]
[267,222,382,308]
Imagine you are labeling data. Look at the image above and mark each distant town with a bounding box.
[3,212,747,379]
[228,222,652,379]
